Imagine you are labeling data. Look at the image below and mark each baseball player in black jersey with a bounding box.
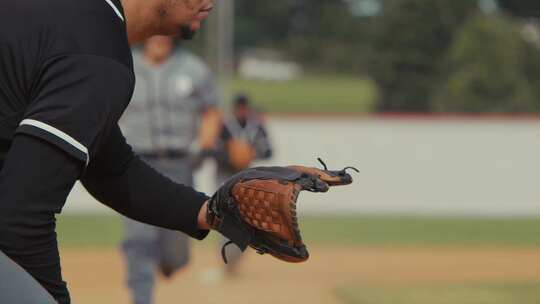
[0,0,214,303]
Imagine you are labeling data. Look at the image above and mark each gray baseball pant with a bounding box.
[0,250,56,304]
[121,158,193,304]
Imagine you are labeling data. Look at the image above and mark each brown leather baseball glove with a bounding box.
[207,159,357,263]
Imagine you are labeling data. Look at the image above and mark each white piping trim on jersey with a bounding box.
[19,119,90,166]
[104,0,125,22]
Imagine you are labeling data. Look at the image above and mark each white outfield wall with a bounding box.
[64,115,540,217]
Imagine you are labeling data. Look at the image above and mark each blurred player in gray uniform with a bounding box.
[119,35,220,304]
[214,94,273,275]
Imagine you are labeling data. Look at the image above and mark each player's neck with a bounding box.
[121,0,162,45]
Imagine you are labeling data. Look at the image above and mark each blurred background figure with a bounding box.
[118,35,221,304]
[61,1,540,303]
[213,94,273,275]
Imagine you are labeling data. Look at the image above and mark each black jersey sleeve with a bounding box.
[15,55,134,166]
[80,126,210,239]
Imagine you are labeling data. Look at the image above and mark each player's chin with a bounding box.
[159,22,198,38]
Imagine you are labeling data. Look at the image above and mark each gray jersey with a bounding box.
[215,113,273,174]
[120,48,219,153]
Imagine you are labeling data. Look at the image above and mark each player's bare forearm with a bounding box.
[198,200,211,230]
[198,106,222,150]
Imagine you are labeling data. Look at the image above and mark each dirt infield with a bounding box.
[61,245,540,304]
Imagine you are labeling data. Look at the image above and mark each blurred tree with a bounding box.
[497,0,540,18]
[433,15,540,112]
[287,1,370,72]
[366,0,478,112]
[234,0,292,48]
[227,0,540,114]
[234,0,371,73]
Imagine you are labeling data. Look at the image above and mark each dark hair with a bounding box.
[234,94,250,108]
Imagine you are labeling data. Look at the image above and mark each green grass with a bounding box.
[300,216,540,247]
[56,215,123,248]
[56,215,540,248]
[224,74,378,113]
[337,282,540,304]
